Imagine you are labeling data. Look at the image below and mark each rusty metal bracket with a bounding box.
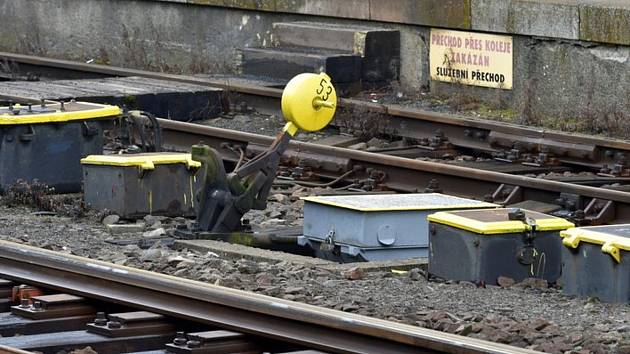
[166,330,259,354]
[493,148,522,163]
[87,311,176,338]
[11,293,95,320]
[556,193,583,212]
[521,147,560,167]
[598,153,630,177]
[488,131,596,161]
[10,285,44,306]
[247,143,352,173]
[0,279,13,299]
[424,179,442,193]
[581,199,615,226]
[492,185,522,205]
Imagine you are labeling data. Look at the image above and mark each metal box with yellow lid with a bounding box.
[81,153,201,218]
[560,225,630,302]
[0,101,121,193]
[427,208,574,284]
[298,193,497,262]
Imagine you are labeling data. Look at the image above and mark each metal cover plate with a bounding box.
[188,330,244,342]
[567,224,630,239]
[81,153,201,171]
[32,294,84,305]
[108,311,164,324]
[444,208,552,222]
[301,193,496,212]
[561,224,630,262]
[0,101,120,125]
[428,208,574,234]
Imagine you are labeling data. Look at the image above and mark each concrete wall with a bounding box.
[0,0,287,73]
[0,0,629,134]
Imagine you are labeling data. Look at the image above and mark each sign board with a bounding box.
[430,29,513,90]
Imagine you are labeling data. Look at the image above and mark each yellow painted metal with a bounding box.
[281,72,337,132]
[282,122,299,137]
[428,211,574,235]
[561,227,630,263]
[81,153,201,172]
[0,102,121,125]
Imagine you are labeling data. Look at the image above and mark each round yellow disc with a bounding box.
[281,72,337,132]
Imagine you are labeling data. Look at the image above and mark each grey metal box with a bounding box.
[428,208,574,284]
[81,153,200,219]
[561,225,630,303]
[298,193,496,261]
[0,102,119,193]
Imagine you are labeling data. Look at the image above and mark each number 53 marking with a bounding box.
[316,78,333,101]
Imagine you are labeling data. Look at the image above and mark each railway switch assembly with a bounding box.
[176,73,337,237]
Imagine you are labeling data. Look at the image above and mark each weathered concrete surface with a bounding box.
[241,47,362,82]
[521,42,630,134]
[174,239,334,265]
[0,0,426,93]
[276,0,370,19]
[580,2,630,45]
[472,0,580,40]
[0,76,224,121]
[431,36,630,136]
[153,0,630,46]
[1,0,630,133]
[399,28,431,91]
[174,239,427,271]
[271,22,400,84]
[369,0,471,29]
[0,0,291,73]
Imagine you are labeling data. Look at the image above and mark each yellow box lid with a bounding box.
[561,225,630,263]
[428,208,574,235]
[81,153,201,171]
[301,193,497,212]
[0,101,121,125]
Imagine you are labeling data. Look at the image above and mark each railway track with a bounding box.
[0,240,539,354]
[155,118,630,225]
[0,53,625,354]
[2,52,630,223]
[1,52,630,171]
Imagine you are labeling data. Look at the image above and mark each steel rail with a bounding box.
[4,52,630,220]
[0,240,539,354]
[1,52,629,165]
[0,345,35,354]
[156,119,630,223]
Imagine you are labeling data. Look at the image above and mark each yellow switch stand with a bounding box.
[281,72,337,136]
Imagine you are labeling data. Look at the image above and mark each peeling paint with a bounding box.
[353,32,366,56]
[588,47,630,64]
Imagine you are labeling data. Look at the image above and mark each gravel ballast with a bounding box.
[0,193,628,354]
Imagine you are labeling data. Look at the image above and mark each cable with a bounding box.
[276,170,355,188]
[234,147,246,170]
[137,110,162,152]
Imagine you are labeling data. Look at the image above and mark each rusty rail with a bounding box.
[157,119,630,224]
[2,52,630,222]
[0,52,629,168]
[0,240,540,354]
